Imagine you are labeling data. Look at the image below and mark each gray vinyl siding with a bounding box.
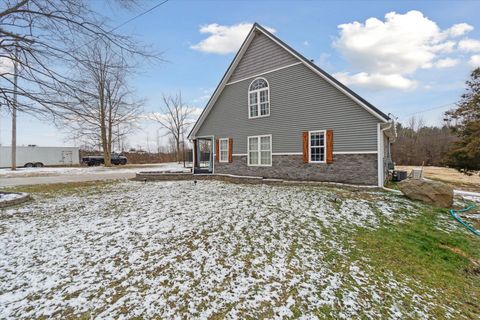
[228,33,299,83]
[196,63,381,154]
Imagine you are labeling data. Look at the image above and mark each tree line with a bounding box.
[393,67,480,174]
[391,118,457,166]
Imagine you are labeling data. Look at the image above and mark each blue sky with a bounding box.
[1,0,480,149]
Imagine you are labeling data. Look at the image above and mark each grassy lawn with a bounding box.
[0,180,479,319]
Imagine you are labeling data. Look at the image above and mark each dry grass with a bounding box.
[396,166,480,192]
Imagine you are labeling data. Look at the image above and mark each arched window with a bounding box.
[248,78,270,118]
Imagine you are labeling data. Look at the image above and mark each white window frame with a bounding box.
[248,78,270,119]
[219,138,229,163]
[308,130,327,164]
[247,134,272,167]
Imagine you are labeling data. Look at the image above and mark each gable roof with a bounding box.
[188,23,390,139]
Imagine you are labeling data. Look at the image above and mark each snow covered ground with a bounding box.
[0,162,191,187]
[0,162,190,178]
[0,181,463,318]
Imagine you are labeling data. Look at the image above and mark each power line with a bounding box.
[110,0,170,32]
[74,0,170,50]
[400,102,456,118]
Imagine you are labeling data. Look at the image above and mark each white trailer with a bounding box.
[0,146,80,168]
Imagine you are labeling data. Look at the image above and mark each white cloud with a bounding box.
[315,52,331,67]
[333,10,473,90]
[144,107,202,123]
[191,94,211,104]
[469,55,480,68]
[434,57,459,68]
[445,23,474,37]
[190,107,204,117]
[191,23,275,54]
[333,72,417,90]
[458,38,480,52]
[303,41,310,46]
[0,57,13,76]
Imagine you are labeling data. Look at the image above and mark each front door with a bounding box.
[194,138,213,174]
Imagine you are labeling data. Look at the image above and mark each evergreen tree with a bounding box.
[445,68,480,173]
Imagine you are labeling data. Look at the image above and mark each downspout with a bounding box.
[378,121,394,187]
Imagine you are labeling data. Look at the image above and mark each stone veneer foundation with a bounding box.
[214,154,378,186]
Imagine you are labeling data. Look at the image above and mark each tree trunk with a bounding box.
[176,138,180,163]
[107,103,113,164]
[99,85,111,167]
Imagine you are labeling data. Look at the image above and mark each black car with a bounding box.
[82,153,127,166]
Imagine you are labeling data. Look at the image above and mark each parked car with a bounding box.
[82,153,127,166]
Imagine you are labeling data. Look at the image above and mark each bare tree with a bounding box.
[152,93,194,162]
[59,39,142,166]
[0,0,150,115]
[0,0,159,169]
[391,116,457,166]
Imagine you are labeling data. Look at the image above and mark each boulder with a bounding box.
[398,179,453,208]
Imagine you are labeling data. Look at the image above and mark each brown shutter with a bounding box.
[228,138,233,163]
[303,132,309,163]
[215,138,219,162]
[326,129,333,164]
[193,139,197,166]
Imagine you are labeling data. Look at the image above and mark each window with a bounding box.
[248,135,271,166]
[219,138,228,163]
[309,130,326,163]
[248,78,270,118]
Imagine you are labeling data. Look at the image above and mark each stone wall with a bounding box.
[214,154,378,185]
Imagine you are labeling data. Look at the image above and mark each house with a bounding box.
[188,23,395,186]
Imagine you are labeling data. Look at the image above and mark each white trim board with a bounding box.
[226,62,302,85]
[333,151,377,155]
[232,151,376,156]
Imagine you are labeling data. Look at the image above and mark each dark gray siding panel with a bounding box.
[196,63,380,154]
[228,33,299,83]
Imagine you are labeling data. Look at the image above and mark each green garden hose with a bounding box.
[450,204,480,237]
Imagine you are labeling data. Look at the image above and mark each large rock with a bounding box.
[398,179,453,208]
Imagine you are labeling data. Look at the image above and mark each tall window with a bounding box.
[248,78,270,118]
[309,130,326,163]
[248,135,272,166]
[219,138,228,162]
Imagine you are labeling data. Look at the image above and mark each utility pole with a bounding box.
[11,44,18,171]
